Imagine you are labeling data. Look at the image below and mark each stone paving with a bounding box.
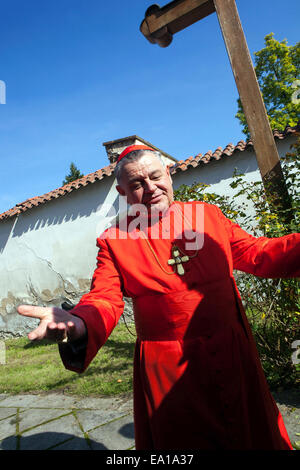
[0,392,135,450]
[0,390,299,450]
[271,388,300,450]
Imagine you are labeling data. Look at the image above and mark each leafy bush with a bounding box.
[174,137,300,389]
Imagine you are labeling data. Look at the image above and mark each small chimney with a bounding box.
[103,135,152,164]
[102,135,177,165]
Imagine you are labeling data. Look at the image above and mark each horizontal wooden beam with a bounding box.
[140,0,215,47]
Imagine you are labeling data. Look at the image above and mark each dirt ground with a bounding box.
[272,388,300,449]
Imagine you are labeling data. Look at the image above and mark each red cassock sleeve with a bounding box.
[59,236,125,373]
[216,207,300,278]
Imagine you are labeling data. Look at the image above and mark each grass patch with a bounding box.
[0,321,136,397]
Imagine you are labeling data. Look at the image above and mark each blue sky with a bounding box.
[0,0,299,214]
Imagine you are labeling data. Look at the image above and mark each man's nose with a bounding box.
[144,179,156,192]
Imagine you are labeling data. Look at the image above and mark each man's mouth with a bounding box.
[144,194,163,205]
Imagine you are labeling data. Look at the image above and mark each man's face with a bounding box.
[116,152,174,215]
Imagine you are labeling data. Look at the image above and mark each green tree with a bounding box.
[236,33,300,137]
[62,162,84,185]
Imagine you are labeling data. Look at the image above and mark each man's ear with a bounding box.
[116,185,126,196]
[166,165,172,183]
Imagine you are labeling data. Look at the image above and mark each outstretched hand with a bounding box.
[17,305,86,343]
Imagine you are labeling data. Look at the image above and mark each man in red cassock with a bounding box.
[18,145,300,450]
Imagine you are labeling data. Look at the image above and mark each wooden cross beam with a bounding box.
[140,0,292,218]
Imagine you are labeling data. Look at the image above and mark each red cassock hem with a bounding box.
[131,287,293,450]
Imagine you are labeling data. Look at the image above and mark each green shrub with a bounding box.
[174,137,300,389]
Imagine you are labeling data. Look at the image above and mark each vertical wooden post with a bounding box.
[140,0,292,219]
[213,0,291,216]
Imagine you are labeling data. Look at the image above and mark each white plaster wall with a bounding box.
[0,176,120,336]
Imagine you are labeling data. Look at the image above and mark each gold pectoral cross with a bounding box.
[168,245,189,276]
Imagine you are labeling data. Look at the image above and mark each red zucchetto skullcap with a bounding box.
[117,145,154,163]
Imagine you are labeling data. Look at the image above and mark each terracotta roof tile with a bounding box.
[0,163,118,220]
[0,124,298,221]
[170,124,299,175]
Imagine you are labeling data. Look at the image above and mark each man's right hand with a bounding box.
[17,305,87,343]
